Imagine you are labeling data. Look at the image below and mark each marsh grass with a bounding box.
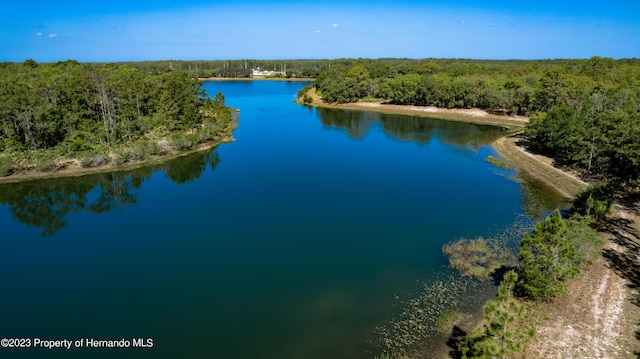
[442,237,516,280]
[485,155,514,170]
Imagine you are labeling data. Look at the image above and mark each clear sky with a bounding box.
[2,0,639,62]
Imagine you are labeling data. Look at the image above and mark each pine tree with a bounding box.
[517,209,582,302]
[461,271,534,359]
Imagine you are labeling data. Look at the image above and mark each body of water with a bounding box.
[0,80,562,358]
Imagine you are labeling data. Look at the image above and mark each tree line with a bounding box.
[312,57,640,185]
[121,59,329,78]
[0,59,235,176]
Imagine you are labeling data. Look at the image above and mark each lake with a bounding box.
[0,80,562,358]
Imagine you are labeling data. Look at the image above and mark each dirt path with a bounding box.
[525,247,629,358]
[524,201,640,359]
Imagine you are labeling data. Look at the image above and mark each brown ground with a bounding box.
[492,135,588,199]
[299,89,640,358]
[524,201,640,359]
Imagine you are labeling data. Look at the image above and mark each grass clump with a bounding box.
[443,237,516,280]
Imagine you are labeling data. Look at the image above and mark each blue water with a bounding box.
[0,80,560,358]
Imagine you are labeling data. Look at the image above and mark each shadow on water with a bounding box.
[316,107,509,148]
[0,149,220,236]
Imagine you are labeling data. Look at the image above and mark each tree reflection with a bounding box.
[0,149,220,236]
[517,172,569,221]
[316,107,507,147]
[164,150,220,184]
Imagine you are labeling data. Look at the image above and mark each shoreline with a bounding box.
[299,87,586,199]
[492,135,588,199]
[0,139,233,184]
[0,120,237,184]
[298,89,640,358]
[300,87,528,128]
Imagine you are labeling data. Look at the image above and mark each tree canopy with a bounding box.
[0,60,235,177]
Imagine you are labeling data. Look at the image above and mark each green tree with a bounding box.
[461,271,534,358]
[381,74,422,104]
[517,209,582,301]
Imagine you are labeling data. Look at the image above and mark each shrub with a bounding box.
[572,183,614,220]
[129,144,146,161]
[145,141,165,156]
[79,152,110,168]
[303,94,313,104]
[170,132,193,150]
[0,156,16,177]
[114,149,133,165]
[36,159,57,172]
[34,152,58,172]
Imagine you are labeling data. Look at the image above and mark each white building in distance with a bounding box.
[251,66,286,78]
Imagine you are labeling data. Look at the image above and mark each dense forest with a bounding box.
[0,60,236,177]
[309,57,640,185]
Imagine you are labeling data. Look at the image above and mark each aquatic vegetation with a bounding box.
[484,155,514,170]
[374,275,480,356]
[443,237,516,280]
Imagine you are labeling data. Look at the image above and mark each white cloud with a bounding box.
[332,23,339,28]
[312,29,322,33]
[36,32,43,36]
[48,33,58,38]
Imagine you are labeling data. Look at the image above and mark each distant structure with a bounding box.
[251,65,286,78]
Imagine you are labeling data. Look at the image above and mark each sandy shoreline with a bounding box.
[301,87,528,128]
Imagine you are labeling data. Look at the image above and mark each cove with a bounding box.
[0,80,563,358]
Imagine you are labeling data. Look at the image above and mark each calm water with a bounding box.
[0,80,562,358]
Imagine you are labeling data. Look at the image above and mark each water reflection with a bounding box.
[518,172,569,221]
[316,107,508,147]
[0,149,220,236]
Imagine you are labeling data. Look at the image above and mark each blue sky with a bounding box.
[2,0,639,62]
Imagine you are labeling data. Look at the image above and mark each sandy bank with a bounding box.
[301,87,528,128]
[492,135,589,199]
